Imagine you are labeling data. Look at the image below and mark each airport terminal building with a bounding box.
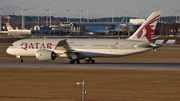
[51,22,136,36]
[29,22,137,36]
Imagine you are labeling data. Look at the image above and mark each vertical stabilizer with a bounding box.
[15,26,19,30]
[6,22,14,31]
[128,11,161,42]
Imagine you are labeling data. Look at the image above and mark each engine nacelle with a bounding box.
[36,50,58,61]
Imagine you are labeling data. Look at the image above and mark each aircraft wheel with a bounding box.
[19,59,23,63]
[85,59,95,64]
[70,60,75,64]
[85,60,89,64]
[76,60,80,64]
[91,60,95,63]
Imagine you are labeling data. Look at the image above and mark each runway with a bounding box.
[0,60,180,71]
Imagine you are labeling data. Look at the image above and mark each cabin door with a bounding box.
[118,43,124,49]
[87,42,92,49]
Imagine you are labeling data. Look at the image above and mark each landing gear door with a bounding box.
[87,42,92,49]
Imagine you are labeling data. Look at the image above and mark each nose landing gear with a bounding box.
[19,59,23,63]
[17,56,23,63]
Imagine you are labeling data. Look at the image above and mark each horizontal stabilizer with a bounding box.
[166,39,176,44]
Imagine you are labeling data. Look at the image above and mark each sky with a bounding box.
[0,0,180,18]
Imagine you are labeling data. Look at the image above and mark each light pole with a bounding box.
[76,80,87,101]
[48,2,52,27]
[140,11,143,18]
[124,10,128,23]
[20,1,26,29]
[177,10,180,23]
[0,7,3,34]
[134,5,138,19]
[111,4,114,23]
[152,5,161,22]
[65,9,70,23]
[45,8,49,26]
[85,3,89,22]
[79,9,83,23]
[152,5,156,11]
[38,17,40,26]
[175,11,177,23]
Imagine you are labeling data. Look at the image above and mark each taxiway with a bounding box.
[0,60,180,71]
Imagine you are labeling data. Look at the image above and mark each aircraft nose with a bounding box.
[6,47,12,55]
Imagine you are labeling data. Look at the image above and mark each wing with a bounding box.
[55,39,79,53]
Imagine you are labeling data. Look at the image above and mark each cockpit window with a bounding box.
[10,44,13,46]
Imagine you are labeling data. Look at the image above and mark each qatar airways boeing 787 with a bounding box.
[6,11,162,64]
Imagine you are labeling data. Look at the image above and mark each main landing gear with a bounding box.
[85,58,95,64]
[70,59,80,64]
[69,58,95,64]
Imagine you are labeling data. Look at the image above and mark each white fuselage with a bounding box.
[6,38,153,58]
[8,30,31,36]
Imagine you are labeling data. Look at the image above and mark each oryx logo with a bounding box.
[136,15,160,42]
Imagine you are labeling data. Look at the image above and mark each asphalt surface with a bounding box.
[0,60,180,71]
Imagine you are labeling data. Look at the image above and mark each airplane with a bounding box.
[6,11,162,64]
[5,22,31,36]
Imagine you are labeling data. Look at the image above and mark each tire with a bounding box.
[85,60,89,64]
[76,60,80,64]
[19,59,23,63]
[91,60,95,63]
[70,60,75,64]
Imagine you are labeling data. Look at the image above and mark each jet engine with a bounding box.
[36,50,58,61]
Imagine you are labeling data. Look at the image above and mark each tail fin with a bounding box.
[6,22,14,31]
[15,26,19,30]
[128,11,161,42]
